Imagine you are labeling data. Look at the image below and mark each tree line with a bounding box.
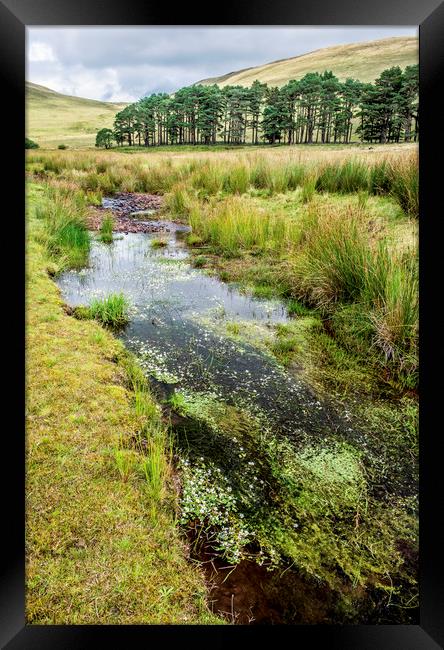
[96,64,418,149]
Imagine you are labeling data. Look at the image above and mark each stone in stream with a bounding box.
[87,192,190,235]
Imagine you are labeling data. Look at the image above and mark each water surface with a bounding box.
[57,229,341,441]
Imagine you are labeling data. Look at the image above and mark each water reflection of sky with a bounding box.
[57,231,289,323]
[56,229,416,498]
[56,231,342,442]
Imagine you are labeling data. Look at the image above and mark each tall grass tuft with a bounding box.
[316,159,369,194]
[188,196,300,257]
[291,204,418,381]
[99,213,114,243]
[388,153,419,218]
[250,160,272,190]
[292,206,371,309]
[369,160,392,195]
[301,176,316,203]
[222,164,250,194]
[165,184,194,217]
[190,164,223,196]
[89,293,130,328]
[140,425,170,506]
[43,192,90,269]
[365,245,418,372]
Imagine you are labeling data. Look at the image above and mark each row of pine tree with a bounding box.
[96,64,418,148]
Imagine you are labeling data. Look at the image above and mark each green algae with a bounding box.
[169,388,417,617]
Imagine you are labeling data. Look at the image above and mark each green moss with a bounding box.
[192,255,208,268]
[252,284,275,300]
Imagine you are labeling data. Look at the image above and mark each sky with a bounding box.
[26,27,418,103]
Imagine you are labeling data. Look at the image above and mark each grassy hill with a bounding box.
[26,82,127,149]
[198,36,418,88]
[26,36,417,149]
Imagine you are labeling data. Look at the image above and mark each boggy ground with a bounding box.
[26,145,418,625]
[189,535,335,625]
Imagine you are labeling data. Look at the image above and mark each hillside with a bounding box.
[26,82,127,149]
[197,36,418,88]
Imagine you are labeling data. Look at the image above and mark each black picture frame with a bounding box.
[1,1,443,647]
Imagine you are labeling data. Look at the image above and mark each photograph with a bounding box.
[22,24,423,627]
[1,0,441,642]
[1,0,441,641]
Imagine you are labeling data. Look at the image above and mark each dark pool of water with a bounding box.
[56,228,416,497]
[56,230,344,442]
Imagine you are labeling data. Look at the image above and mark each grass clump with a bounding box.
[192,255,208,268]
[290,205,418,385]
[99,212,114,243]
[388,153,418,218]
[189,196,299,257]
[252,284,275,300]
[190,165,224,196]
[287,299,311,317]
[292,206,371,308]
[42,191,91,269]
[151,237,168,249]
[222,164,250,194]
[315,159,369,194]
[250,160,272,190]
[165,184,194,216]
[301,177,316,203]
[186,233,203,247]
[88,293,130,328]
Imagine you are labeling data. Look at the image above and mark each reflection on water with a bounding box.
[56,228,416,496]
[57,230,340,441]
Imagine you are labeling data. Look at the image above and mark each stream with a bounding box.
[57,227,345,444]
[55,202,417,624]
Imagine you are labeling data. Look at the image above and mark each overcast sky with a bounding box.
[26,27,418,103]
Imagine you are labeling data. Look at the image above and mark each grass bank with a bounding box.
[26,183,222,624]
[182,189,417,393]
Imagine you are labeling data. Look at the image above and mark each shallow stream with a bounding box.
[57,226,351,443]
[55,206,417,624]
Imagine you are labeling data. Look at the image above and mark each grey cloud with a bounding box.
[27,26,418,102]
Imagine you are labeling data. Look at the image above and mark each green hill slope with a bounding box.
[26,82,127,149]
[198,36,418,88]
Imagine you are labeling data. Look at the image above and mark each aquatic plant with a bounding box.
[99,212,114,243]
[88,293,130,328]
[172,391,417,614]
[151,237,168,249]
